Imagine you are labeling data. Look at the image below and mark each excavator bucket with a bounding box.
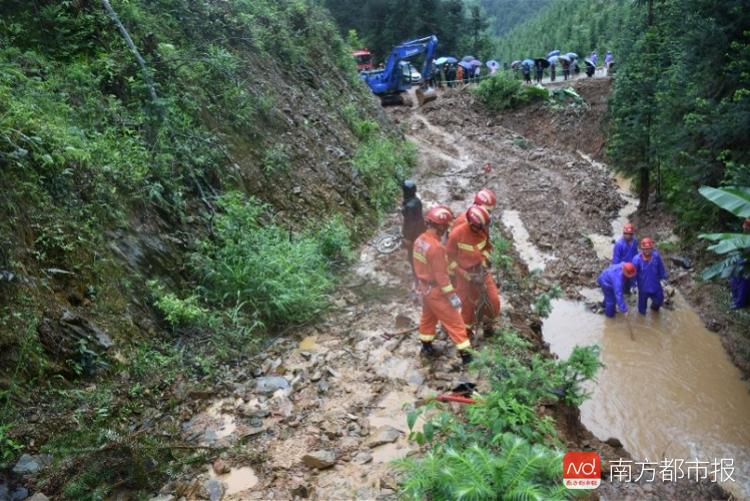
[416,86,437,106]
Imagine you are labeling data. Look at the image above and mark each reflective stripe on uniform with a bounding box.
[457,242,474,251]
[448,261,459,271]
[441,284,454,293]
[482,250,492,260]
[456,339,471,350]
[476,240,486,250]
[413,252,427,263]
[419,332,436,342]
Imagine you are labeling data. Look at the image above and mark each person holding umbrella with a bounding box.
[605,51,614,75]
[559,55,571,80]
[548,55,558,81]
[521,59,534,84]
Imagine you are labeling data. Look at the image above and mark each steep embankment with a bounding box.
[0,0,413,497]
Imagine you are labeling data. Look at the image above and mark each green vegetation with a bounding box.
[398,330,601,499]
[698,187,750,280]
[609,0,750,233]
[480,0,552,37]
[472,74,548,112]
[320,0,495,60]
[495,0,630,63]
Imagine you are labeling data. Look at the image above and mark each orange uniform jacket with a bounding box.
[412,229,470,350]
[413,230,455,296]
[446,221,493,278]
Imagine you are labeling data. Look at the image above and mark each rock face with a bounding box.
[255,377,290,395]
[12,454,53,475]
[301,450,337,469]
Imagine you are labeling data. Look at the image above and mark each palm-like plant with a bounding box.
[397,434,573,500]
[698,186,750,280]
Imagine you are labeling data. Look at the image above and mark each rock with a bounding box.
[27,495,50,501]
[212,458,230,475]
[10,487,29,500]
[325,367,340,378]
[202,479,225,501]
[310,371,322,382]
[368,426,401,447]
[353,451,373,464]
[670,256,692,270]
[317,380,330,393]
[289,482,309,498]
[13,454,53,475]
[605,437,623,449]
[255,377,290,395]
[301,450,336,469]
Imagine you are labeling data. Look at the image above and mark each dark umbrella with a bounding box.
[584,58,595,68]
[510,60,522,69]
[534,58,550,68]
[547,50,561,58]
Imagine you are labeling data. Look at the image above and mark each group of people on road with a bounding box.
[516,49,614,85]
[597,223,668,318]
[402,181,501,366]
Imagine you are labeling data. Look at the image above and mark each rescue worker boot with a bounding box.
[420,342,438,358]
[483,325,496,338]
[459,350,473,365]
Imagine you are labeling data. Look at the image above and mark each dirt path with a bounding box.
[157,81,725,500]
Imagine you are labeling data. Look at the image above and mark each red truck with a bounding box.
[352,48,374,72]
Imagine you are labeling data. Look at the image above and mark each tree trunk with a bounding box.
[640,167,650,210]
[100,0,158,106]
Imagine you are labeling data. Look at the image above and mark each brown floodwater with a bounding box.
[543,294,750,498]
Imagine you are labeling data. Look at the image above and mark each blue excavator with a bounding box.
[361,35,438,106]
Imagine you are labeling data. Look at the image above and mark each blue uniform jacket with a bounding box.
[598,263,629,312]
[632,251,667,294]
[612,236,638,265]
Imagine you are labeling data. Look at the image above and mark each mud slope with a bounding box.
[153,79,722,500]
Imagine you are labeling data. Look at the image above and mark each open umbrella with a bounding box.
[521,58,534,68]
[510,60,522,69]
[548,55,559,66]
[458,60,474,70]
[547,50,560,58]
[534,58,550,68]
[461,55,476,62]
[486,60,499,70]
[470,59,482,67]
[558,55,571,63]
[565,52,578,60]
[435,56,458,65]
[584,58,595,68]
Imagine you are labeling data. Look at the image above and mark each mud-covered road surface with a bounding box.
[157,79,731,500]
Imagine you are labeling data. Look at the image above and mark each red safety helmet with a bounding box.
[640,237,654,250]
[623,223,635,235]
[622,262,637,278]
[474,188,497,208]
[425,205,454,226]
[466,205,491,230]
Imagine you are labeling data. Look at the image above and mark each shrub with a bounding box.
[352,137,416,214]
[315,215,355,267]
[474,75,550,113]
[193,193,335,328]
[149,283,209,329]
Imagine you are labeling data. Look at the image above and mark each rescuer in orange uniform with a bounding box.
[447,204,501,338]
[412,205,473,365]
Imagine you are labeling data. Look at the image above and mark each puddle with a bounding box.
[367,390,421,464]
[501,210,556,271]
[207,465,259,496]
[205,401,237,439]
[543,296,750,498]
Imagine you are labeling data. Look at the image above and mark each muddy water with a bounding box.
[501,210,556,271]
[544,289,750,497]
[206,465,259,497]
